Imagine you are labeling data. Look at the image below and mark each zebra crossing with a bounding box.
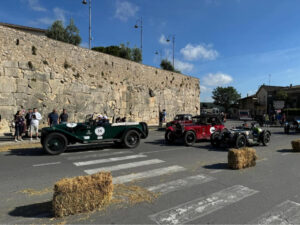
[64,150,300,224]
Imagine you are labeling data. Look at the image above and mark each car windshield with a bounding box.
[174,115,185,120]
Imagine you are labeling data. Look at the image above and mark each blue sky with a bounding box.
[1,0,300,102]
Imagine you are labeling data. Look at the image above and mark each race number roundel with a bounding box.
[210,127,216,134]
[95,127,105,136]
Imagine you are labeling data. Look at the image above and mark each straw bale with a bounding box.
[291,139,300,152]
[53,172,113,217]
[228,147,257,170]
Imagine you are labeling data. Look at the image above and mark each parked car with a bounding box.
[165,114,225,146]
[239,109,252,121]
[165,114,193,128]
[41,114,148,155]
[211,123,271,148]
[284,117,300,134]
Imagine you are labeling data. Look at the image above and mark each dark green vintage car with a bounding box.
[41,115,148,155]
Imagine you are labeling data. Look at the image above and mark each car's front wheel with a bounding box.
[43,132,67,155]
[184,131,196,146]
[262,132,270,146]
[123,130,141,148]
[235,134,246,149]
[165,130,175,144]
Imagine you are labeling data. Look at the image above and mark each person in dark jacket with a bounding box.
[59,109,68,124]
[14,110,25,142]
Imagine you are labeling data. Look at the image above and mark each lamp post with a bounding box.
[134,17,143,62]
[82,0,92,49]
[166,35,175,67]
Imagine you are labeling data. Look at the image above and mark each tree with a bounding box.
[131,47,142,63]
[212,86,241,112]
[160,59,181,73]
[92,44,142,63]
[275,90,288,101]
[46,19,81,46]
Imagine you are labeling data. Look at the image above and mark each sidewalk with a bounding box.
[0,136,40,147]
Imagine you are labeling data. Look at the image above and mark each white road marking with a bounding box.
[73,154,147,166]
[33,162,61,167]
[66,151,129,161]
[113,165,186,184]
[251,200,300,224]
[257,158,268,162]
[147,174,215,195]
[62,149,111,155]
[149,185,258,225]
[84,159,165,174]
[209,170,223,174]
[281,153,292,156]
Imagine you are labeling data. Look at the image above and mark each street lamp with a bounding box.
[82,0,92,49]
[134,17,143,62]
[155,50,162,61]
[166,35,175,67]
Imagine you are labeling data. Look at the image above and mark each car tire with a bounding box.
[123,130,141,148]
[235,134,246,149]
[165,130,175,144]
[184,131,196,146]
[284,126,290,134]
[262,132,270,146]
[211,132,220,147]
[43,132,67,155]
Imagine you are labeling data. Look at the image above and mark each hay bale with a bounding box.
[53,172,113,217]
[228,147,258,170]
[291,140,300,152]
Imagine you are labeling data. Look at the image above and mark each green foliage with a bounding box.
[275,90,288,100]
[160,59,181,73]
[92,44,142,63]
[46,19,81,46]
[212,86,241,112]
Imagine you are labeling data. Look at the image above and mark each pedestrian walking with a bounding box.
[162,109,167,123]
[48,109,59,127]
[59,109,68,124]
[30,108,42,141]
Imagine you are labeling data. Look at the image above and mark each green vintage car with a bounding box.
[41,114,148,155]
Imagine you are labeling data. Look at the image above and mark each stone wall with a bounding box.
[0,25,200,133]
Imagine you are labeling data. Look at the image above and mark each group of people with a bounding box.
[13,108,69,142]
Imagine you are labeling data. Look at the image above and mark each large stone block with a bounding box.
[0,93,15,106]
[4,67,21,78]
[3,61,18,68]
[0,77,17,93]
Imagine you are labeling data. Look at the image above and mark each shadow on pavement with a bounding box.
[4,143,129,157]
[203,163,229,170]
[277,149,294,153]
[9,201,53,218]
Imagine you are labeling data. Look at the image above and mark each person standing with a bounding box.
[30,108,42,141]
[14,111,25,142]
[162,109,167,123]
[59,109,69,124]
[48,109,59,127]
[25,109,33,135]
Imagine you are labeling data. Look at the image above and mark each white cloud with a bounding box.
[202,72,233,86]
[180,43,219,61]
[175,59,194,73]
[27,0,46,12]
[80,42,89,48]
[115,0,139,22]
[35,7,67,26]
[200,85,211,93]
[159,34,170,45]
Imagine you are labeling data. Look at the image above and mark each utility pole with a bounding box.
[134,17,143,62]
[167,35,175,67]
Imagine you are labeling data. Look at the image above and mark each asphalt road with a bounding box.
[1,120,300,224]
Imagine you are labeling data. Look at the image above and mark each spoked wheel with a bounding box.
[235,135,246,149]
[184,131,196,146]
[165,130,175,144]
[123,130,141,148]
[43,132,67,155]
[262,132,270,146]
[211,132,220,147]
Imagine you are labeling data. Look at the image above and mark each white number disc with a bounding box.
[210,127,216,133]
[95,127,105,136]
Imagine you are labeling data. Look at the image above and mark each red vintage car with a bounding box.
[165,114,193,128]
[165,114,225,146]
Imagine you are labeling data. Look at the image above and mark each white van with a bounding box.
[239,110,252,121]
